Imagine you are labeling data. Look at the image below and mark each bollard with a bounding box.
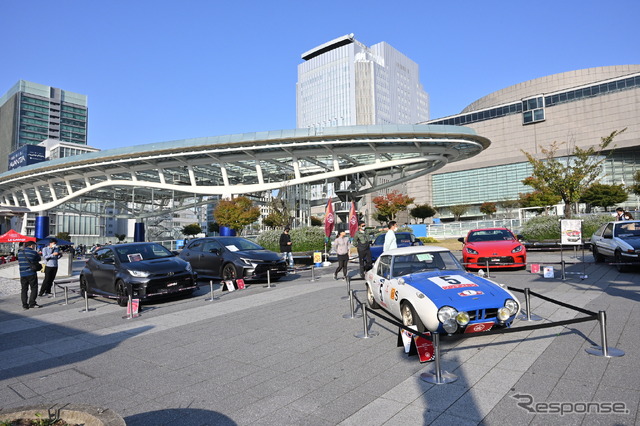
[127,294,133,319]
[355,304,379,338]
[309,265,316,282]
[517,288,542,321]
[53,282,57,298]
[485,260,491,278]
[341,275,352,300]
[208,280,215,302]
[342,288,361,319]
[561,260,566,280]
[267,269,271,288]
[586,311,625,357]
[83,290,89,313]
[63,286,69,305]
[420,333,458,384]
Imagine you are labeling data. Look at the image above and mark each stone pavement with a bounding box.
[0,251,638,425]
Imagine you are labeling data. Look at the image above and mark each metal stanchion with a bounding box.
[343,288,361,319]
[485,260,491,278]
[82,290,89,313]
[267,269,271,288]
[517,287,542,321]
[127,294,133,319]
[561,260,566,280]
[53,281,57,298]
[207,280,215,301]
[586,311,625,357]
[420,333,458,384]
[63,286,69,305]
[341,275,351,300]
[355,304,378,338]
[309,265,316,282]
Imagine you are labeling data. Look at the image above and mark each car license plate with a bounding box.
[465,322,494,333]
[167,282,177,287]
[491,258,500,262]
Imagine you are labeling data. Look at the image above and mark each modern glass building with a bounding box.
[0,80,88,173]
[413,65,640,219]
[297,34,429,129]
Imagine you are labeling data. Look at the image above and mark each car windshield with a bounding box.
[391,251,462,277]
[614,222,640,238]
[115,243,174,263]
[220,237,264,252]
[467,230,514,242]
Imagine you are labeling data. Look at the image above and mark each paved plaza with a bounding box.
[0,250,638,425]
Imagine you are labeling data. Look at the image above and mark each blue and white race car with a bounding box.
[365,246,521,334]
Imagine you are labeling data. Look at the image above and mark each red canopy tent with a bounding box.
[0,230,36,243]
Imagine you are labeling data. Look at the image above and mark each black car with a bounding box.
[80,242,198,306]
[178,237,287,282]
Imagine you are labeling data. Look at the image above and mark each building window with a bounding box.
[522,96,545,125]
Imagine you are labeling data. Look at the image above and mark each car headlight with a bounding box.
[185,262,192,273]
[504,298,518,315]
[127,269,150,278]
[456,311,470,326]
[438,306,458,322]
[466,247,478,255]
[512,245,524,253]
[240,257,257,266]
[497,307,512,321]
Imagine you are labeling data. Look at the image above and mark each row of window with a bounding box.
[61,104,87,115]
[22,96,49,107]
[61,111,87,121]
[19,131,47,142]
[60,131,86,141]
[544,75,640,107]
[61,118,86,128]
[21,103,49,113]
[62,124,86,134]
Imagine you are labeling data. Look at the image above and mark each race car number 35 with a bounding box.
[429,275,479,290]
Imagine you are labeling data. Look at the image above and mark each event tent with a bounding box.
[0,230,36,243]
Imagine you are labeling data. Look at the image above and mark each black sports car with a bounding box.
[178,237,287,281]
[80,242,198,306]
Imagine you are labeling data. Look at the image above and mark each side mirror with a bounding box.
[516,234,524,240]
[458,237,465,243]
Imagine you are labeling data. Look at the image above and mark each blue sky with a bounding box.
[2,0,639,150]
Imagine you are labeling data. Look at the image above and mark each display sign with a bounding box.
[530,264,540,274]
[414,334,434,362]
[313,251,322,263]
[236,279,245,289]
[8,145,46,170]
[224,280,235,291]
[561,219,582,245]
[543,266,554,278]
[127,298,140,317]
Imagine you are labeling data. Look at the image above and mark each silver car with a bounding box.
[590,220,640,272]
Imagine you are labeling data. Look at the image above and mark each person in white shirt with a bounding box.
[383,221,399,253]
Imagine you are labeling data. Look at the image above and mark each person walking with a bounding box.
[39,239,62,296]
[17,241,42,310]
[353,221,372,279]
[383,221,399,253]
[279,227,294,268]
[333,230,351,280]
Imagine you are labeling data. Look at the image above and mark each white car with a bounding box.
[365,246,521,334]
[590,220,640,272]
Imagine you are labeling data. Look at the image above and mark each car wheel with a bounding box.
[401,302,426,333]
[79,276,93,298]
[615,251,629,273]
[222,263,238,281]
[116,280,128,307]
[366,284,380,309]
[592,246,604,263]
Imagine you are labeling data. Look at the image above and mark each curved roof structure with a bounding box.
[0,124,490,213]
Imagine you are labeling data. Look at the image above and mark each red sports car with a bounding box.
[458,228,526,270]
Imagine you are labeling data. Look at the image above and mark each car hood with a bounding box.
[230,249,282,261]
[614,236,640,250]
[125,256,189,273]
[400,270,514,308]
[466,240,521,252]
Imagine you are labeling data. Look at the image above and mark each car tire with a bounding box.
[615,251,629,273]
[592,246,605,263]
[116,280,128,307]
[79,276,94,298]
[401,302,426,333]
[222,263,238,281]
[366,284,380,309]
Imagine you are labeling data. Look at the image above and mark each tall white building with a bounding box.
[297,34,429,129]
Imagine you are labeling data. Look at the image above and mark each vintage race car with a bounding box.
[590,220,640,272]
[365,245,521,334]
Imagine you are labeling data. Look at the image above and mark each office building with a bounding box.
[0,80,88,173]
[297,34,429,129]
[415,65,640,219]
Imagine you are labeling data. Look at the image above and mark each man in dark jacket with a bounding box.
[353,221,373,279]
[279,227,293,268]
[17,241,42,309]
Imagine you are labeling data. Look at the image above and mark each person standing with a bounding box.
[333,230,350,280]
[39,239,62,296]
[615,207,626,221]
[383,221,399,253]
[353,221,372,279]
[279,227,294,268]
[17,241,42,310]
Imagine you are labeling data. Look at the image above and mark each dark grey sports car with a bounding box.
[178,237,287,282]
[80,242,198,306]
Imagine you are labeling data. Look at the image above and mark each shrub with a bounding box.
[418,237,440,244]
[256,226,326,252]
[522,214,613,241]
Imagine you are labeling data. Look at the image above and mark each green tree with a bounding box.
[449,205,469,221]
[518,190,562,214]
[56,232,71,242]
[498,199,520,218]
[310,216,322,226]
[580,183,627,210]
[479,202,497,217]
[181,223,202,237]
[410,204,436,223]
[214,196,261,232]
[521,129,626,218]
[372,191,415,222]
[629,170,640,196]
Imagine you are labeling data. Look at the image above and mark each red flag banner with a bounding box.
[324,198,335,237]
[348,201,358,237]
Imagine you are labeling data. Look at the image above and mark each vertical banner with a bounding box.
[324,198,335,238]
[560,219,582,245]
[348,201,358,237]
